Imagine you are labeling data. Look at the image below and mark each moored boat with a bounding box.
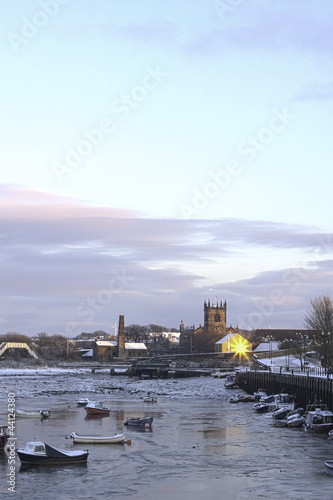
[253,388,268,401]
[0,425,9,450]
[66,431,126,444]
[77,398,91,407]
[16,441,88,466]
[325,460,333,476]
[305,406,333,434]
[275,393,295,411]
[124,417,153,428]
[273,419,288,427]
[224,374,238,389]
[84,401,110,416]
[15,410,50,419]
[143,392,157,403]
[229,393,256,403]
[253,395,276,413]
[286,412,305,428]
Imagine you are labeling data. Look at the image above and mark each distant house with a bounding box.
[125,342,147,359]
[215,333,252,354]
[93,340,117,361]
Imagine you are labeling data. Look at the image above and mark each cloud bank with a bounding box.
[1,185,332,336]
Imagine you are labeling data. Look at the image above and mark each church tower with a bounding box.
[204,299,227,337]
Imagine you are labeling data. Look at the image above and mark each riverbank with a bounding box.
[1,371,333,500]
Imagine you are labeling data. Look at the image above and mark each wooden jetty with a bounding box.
[238,370,333,410]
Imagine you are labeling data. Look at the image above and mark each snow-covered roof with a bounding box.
[95,341,117,347]
[215,333,247,345]
[125,342,147,350]
[254,342,279,352]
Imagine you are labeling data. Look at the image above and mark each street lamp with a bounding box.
[283,338,291,371]
[321,331,331,376]
[296,333,308,371]
[268,335,274,366]
[327,332,332,379]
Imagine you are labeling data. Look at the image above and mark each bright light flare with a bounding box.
[230,337,250,361]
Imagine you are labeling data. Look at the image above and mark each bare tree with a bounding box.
[125,324,148,343]
[304,294,333,334]
[304,294,333,372]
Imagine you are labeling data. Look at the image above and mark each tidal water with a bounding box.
[1,368,333,500]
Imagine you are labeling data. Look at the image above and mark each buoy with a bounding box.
[126,439,132,446]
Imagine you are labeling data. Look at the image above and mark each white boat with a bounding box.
[305,406,333,434]
[66,431,126,444]
[77,398,91,407]
[253,395,276,413]
[254,393,295,414]
[15,410,50,419]
[275,393,295,411]
[272,407,290,420]
[286,413,305,428]
[253,388,268,401]
[143,393,157,403]
[325,460,333,476]
[229,393,256,403]
[224,374,238,388]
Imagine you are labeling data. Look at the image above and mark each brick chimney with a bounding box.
[118,314,126,359]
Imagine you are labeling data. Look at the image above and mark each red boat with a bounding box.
[0,425,9,451]
[84,401,110,416]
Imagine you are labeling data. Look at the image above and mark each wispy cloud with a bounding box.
[187,5,333,56]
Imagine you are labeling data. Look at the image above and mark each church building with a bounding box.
[179,299,242,353]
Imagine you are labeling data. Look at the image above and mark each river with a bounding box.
[0,367,333,500]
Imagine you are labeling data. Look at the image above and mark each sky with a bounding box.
[1,0,333,336]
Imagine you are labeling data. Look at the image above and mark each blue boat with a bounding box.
[124,417,153,428]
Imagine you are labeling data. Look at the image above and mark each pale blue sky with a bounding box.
[1,1,332,335]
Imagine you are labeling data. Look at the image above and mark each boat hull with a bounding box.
[17,451,89,466]
[15,410,49,419]
[85,408,110,416]
[84,402,110,416]
[70,432,126,444]
[308,424,333,434]
[0,435,8,450]
[17,442,88,466]
[124,417,153,428]
[325,460,333,476]
[0,426,9,450]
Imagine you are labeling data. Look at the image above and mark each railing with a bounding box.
[0,342,38,359]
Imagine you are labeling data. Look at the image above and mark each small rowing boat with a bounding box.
[66,432,127,444]
[15,410,50,419]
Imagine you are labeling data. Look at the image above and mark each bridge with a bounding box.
[0,342,38,359]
